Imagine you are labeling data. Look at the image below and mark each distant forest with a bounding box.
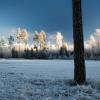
[0,29,100,60]
[0,46,100,60]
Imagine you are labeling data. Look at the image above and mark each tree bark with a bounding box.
[72,0,86,84]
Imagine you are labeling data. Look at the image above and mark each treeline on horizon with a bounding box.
[0,28,100,60]
[0,46,100,60]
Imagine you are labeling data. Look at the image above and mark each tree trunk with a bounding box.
[72,0,86,84]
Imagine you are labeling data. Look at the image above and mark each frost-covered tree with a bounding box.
[56,32,63,49]
[8,35,14,47]
[33,31,39,51]
[47,41,52,49]
[38,30,46,49]
[33,30,46,50]
[17,28,22,51]
[0,38,6,47]
[17,28,29,51]
[22,29,28,49]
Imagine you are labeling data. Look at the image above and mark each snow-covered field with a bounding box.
[0,60,100,100]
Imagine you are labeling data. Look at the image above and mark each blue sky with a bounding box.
[0,0,100,42]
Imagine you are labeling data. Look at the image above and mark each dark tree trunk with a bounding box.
[72,0,86,84]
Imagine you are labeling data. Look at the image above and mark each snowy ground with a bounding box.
[0,60,100,100]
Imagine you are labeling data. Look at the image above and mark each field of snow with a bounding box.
[0,59,100,100]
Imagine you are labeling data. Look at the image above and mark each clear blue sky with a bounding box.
[0,0,100,42]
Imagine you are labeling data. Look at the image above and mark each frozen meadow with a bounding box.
[0,59,100,100]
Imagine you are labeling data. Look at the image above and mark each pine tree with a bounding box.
[72,0,86,84]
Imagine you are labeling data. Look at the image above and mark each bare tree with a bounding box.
[72,0,86,84]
